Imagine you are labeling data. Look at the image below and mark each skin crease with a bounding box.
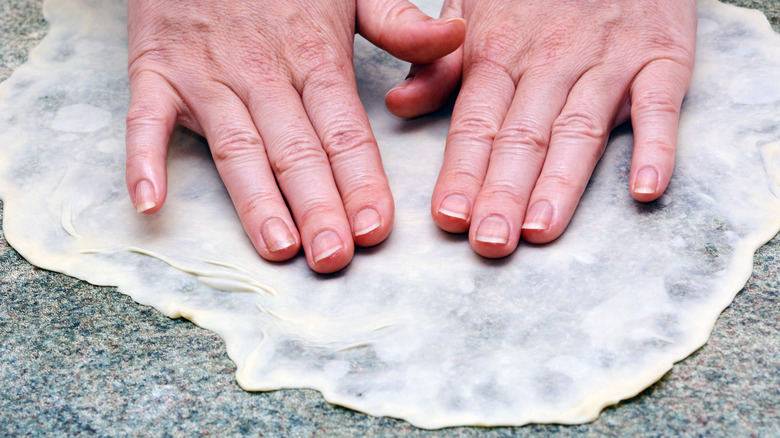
[386,0,697,258]
[125,0,466,273]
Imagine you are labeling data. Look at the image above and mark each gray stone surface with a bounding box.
[1,0,778,436]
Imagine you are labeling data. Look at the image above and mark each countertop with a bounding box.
[1,0,778,436]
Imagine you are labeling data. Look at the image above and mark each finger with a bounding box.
[246,84,354,274]
[301,65,394,248]
[191,86,301,263]
[431,60,516,234]
[468,70,570,258]
[385,49,463,118]
[357,0,465,64]
[125,70,181,214]
[629,59,692,202]
[385,0,464,118]
[521,70,627,245]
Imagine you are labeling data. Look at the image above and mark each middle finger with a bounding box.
[248,83,355,274]
[468,69,570,257]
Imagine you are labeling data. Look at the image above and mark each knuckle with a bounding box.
[632,89,680,118]
[297,54,347,92]
[288,28,348,84]
[211,128,263,164]
[444,161,485,188]
[237,42,282,79]
[641,29,687,53]
[639,138,676,156]
[125,104,164,129]
[494,121,549,153]
[340,181,387,210]
[467,28,516,72]
[538,169,581,192]
[480,180,526,205]
[128,29,173,69]
[449,113,499,145]
[125,148,158,166]
[271,136,326,177]
[552,111,606,142]
[532,24,575,66]
[296,197,341,225]
[236,190,279,219]
[321,123,376,159]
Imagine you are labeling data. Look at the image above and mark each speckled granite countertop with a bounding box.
[1,1,778,436]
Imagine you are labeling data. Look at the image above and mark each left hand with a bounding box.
[387,0,697,257]
[125,0,466,273]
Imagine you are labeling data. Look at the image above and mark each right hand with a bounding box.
[387,0,696,258]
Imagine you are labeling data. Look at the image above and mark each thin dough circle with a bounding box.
[0,0,778,429]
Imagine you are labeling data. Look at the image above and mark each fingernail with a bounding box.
[634,167,659,194]
[475,216,510,245]
[353,208,381,237]
[426,17,467,27]
[261,218,295,253]
[386,77,414,96]
[522,201,553,231]
[134,179,156,213]
[438,195,471,221]
[312,230,343,263]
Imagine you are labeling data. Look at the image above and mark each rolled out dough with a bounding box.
[1,0,779,429]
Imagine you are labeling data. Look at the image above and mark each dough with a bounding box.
[0,0,778,429]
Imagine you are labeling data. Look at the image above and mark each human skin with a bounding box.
[386,0,697,258]
[124,0,466,273]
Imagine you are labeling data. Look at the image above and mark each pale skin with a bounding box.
[125,0,466,274]
[126,0,697,270]
[387,0,697,257]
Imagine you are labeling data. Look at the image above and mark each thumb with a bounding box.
[384,0,464,118]
[357,0,465,64]
[385,50,463,118]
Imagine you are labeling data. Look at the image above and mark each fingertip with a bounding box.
[415,17,467,62]
[517,199,557,244]
[353,207,382,238]
[429,17,466,28]
[469,214,518,259]
[256,217,301,262]
[351,201,394,247]
[127,163,168,215]
[359,1,465,65]
[432,193,471,233]
[308,229,354,274]
[521,227,564,246]
[630,165,669,202]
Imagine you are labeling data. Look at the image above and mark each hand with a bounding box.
[125,0,465,273]
[387,0,697,258]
